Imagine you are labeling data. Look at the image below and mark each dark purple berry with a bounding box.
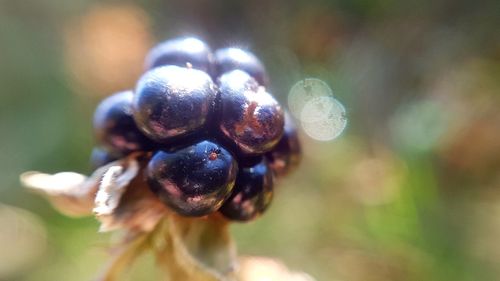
[220,160,273,221]
[215,47,268,86]
[218,70,284,155]
[133,66,217,143]
[89,147,121,169]
[239,155,264,168]
[266,112,302,178]
[145,37,214,73]
[93,91,154,154]
[147,140,238,217]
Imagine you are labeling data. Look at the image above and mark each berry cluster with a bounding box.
[91,37,301,221]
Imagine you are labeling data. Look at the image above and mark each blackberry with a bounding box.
[93,91,155,154]
[266,112,302,177]
[218,70,284,155]
[89,147,121,169]
[145,36,213,73]
[220,160,274,221]
[133,66,217,143]
[88,36,302,221]
[215,47,268,86]
[147,141,238,217]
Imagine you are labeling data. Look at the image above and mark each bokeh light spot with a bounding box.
[0,204,47,279]
[64,3,153,96]
[288,78,333,118]
[300,96,347,141]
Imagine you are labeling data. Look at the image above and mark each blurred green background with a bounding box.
[1,0,499,280]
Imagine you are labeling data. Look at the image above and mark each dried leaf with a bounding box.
[20,165,110,216]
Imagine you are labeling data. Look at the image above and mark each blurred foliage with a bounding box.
[0,0,499,280]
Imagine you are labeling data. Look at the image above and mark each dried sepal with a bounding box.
[96,214,237,281]
[94,157,168,233]
[94,162,139,216]
[167,214,237,280]
[95,232,150,281]
[20,164,112,216]
[98,214,314,281]
[151,214,237,281]
[169,214,236,273]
